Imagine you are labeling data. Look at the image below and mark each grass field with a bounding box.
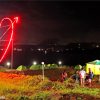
[0,67,100,100]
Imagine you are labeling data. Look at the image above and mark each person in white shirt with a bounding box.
[79,67,86,87]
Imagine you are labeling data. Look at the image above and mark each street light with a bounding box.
[41,62,45,81]
[58,61,62,67]
[6,62,11,68]
[41,62,44,65]
[33,61,37,65]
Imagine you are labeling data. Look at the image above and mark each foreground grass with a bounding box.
[0,72,100,100]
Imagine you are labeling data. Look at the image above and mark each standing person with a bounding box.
[75,70,80,84]
[61,70,68,82]
[79,67,86,87]
[88,68,93,87]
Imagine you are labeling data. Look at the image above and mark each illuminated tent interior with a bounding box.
[86,60,100,75]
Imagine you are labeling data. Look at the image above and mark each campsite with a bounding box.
[0,1,100,100]
[0,60,100,100]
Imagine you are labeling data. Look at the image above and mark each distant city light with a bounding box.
[96,45,99,48]
[38,48,44,51]
[38,48,41,51]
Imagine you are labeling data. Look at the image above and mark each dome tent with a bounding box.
[74,64,82,70]
[30,64,41,70]
[16,65,27,71]
[86,60,100,75]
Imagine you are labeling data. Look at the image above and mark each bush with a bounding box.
[33,91,51,100]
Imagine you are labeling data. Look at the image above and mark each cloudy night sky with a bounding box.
[0,1,100,45]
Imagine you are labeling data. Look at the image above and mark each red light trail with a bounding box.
[0,17,18,63]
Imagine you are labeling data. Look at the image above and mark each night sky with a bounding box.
[0,1,100,45]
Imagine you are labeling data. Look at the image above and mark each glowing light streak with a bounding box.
[14,17,19,23]
[0,25,10,28]
[0,17,18,63]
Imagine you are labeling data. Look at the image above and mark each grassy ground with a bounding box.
[0,67,100,100]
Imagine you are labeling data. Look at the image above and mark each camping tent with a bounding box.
[16,65,27,71]
[86,60,100,75]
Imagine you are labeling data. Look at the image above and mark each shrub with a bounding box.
[0,67,7,72]
[33,91,51,100]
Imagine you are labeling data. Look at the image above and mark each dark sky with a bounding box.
[0,1,100,45]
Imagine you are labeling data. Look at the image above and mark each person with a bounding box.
[71,70,80,83]
[88,68,93,87]
[75,70,80,83]
[61,70,68,82]
[85,73,89,83]
[79,67,86,87]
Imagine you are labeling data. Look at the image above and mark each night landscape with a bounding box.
[0,0,100,100]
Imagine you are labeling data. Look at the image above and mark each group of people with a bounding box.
[61,66,94,87]
[73,67,94,87]
[78,68,93,87]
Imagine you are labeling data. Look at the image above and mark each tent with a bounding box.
[74,64,82,70]
[16,65,27,71]
[86,60,100,75]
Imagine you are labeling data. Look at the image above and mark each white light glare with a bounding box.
[58,61,62,65]
[6,62,10,66]
[41,62,44,65]
[33,61,37,65]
